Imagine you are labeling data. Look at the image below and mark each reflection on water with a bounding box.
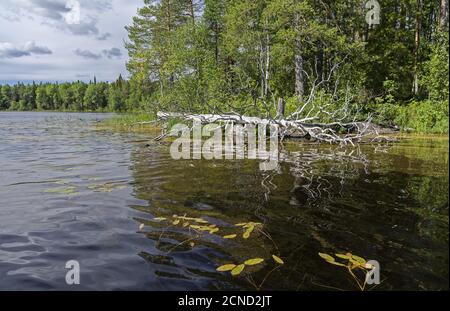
[0,112,448,290]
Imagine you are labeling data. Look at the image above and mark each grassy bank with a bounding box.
[100,113,154,126]
[97,113,163,135]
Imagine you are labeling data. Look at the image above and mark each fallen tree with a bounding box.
[156,111,396,145]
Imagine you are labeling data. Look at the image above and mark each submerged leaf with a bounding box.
[88,183,126,192]
[194,218,208,224]
[198,226,213,231]
[209,228,219,234]
[139,223,145,231]
[217,264,236,272]
[45,186,77,195]
[176,216,196,221]
[153,217,167,221]
[272,255,284,265]
[223,234,237,239]
[335,253,351,259]
[243,226,254,239]
[351,255,367,265]
[244,258,264,266]
[327,261,346,267]
[231,264,245,276]
[235,223,247,227]
[319,253,335,262]
[244,222,262,228]
[172,219,180,225]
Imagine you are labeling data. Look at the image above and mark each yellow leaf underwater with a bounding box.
[197,226,213,231]
[319,253,335,262]
[231,264,245,276]
[153,217,167,221]
[88,183,126,192]
[244,258,264,266]
[216,264,236,272]
[335,253,351,259]
[319,253,347,267]
[172,219,180,225]
[242,226,254,239]
[209,228,219,234]
[45,186,77,195]
[272,255,284,265]
[223,234,237,239]
[194,218,209,224]
[351,255,367,265]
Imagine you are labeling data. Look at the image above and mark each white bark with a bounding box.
[156,111,386,144]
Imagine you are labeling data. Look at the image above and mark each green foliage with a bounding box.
[121,0,448,134]
[421,32,449,101]
[84,83,109,111]
[396,100,449,134]
[0,76,133,113]
[371,97,449,134]
[0,85,11,110]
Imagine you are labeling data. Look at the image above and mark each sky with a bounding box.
[0,0,142,84]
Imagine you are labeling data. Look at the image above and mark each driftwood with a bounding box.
[156,111,393,144]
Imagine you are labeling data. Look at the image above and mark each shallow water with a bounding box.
[0,112,448,290]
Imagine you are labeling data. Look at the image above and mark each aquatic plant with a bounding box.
[318,252,378,291]
[45,186,77,195]
[137,213,285,290]
[88,183,127,192]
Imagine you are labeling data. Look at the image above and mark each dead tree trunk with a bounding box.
[294,11,305,102]
[276,98,285,119]
[413,0,422,96]
[156,112,384,144]
[440,0,449,30]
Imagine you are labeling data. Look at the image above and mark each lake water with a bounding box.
[0,112,448,290]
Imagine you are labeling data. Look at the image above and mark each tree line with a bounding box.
[0,75,144,112]
[1,0,448,133]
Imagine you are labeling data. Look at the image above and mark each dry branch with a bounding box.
[156,111,391,144]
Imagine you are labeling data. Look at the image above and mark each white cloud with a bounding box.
[96,32,112,41]
[102,47,122,59]
[0,0,113,38]
[74,48,102,60]
[0,41,52,58]
[0,0,142,83]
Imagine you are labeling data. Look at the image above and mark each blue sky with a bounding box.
[0,0,142,84]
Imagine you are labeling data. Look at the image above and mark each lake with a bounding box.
[0,112,448,290]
